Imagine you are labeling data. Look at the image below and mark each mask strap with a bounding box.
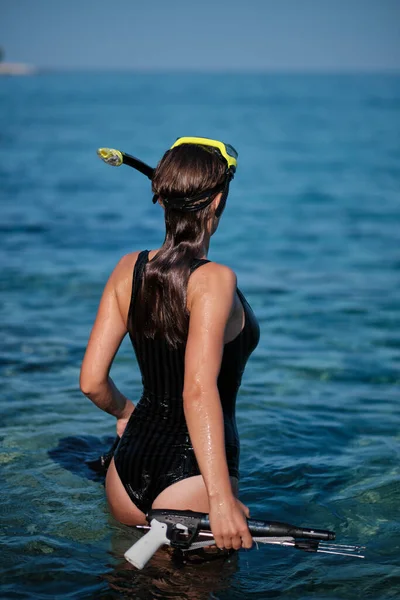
[215,170,234,218]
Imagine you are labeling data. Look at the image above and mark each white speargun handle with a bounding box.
[124,519,169,569]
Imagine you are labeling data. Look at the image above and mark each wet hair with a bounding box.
[131,144,227,347]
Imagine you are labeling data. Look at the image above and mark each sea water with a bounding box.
[1,72,399,599]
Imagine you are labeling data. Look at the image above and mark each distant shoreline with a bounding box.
[0,62,37,76]
[0,65,399,77]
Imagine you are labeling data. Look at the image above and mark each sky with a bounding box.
[1,0,399,71]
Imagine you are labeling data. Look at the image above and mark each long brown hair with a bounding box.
[131,144,227,347]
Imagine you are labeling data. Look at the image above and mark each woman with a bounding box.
[80,137,259,552]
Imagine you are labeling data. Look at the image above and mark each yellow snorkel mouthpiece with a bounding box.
[97,148,124,166]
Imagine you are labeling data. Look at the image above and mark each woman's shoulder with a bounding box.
[191,260,236,283]
[187,261,237,306]
[106,251,143,323]
[111,251,141,282]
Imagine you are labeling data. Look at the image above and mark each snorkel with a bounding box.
[97,147,154,179]
[97,137,237,217]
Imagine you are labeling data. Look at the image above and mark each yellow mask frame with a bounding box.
[170,137,238,172]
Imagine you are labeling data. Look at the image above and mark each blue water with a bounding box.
[1,72,399,599]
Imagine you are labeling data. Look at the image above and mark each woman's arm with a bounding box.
[183,263,252,551]
[80,255,136,433]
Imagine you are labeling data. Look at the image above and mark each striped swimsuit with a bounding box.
[113,250,259,513]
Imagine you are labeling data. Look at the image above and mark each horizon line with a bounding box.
[6,64,400,76]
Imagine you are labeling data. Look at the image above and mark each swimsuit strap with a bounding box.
[190,258,210,273]
[129,250,149,317]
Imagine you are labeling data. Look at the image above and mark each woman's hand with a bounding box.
[116,399,135,437]
[209,494,253,551]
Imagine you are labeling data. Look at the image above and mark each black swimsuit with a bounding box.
[113,250,259,514]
